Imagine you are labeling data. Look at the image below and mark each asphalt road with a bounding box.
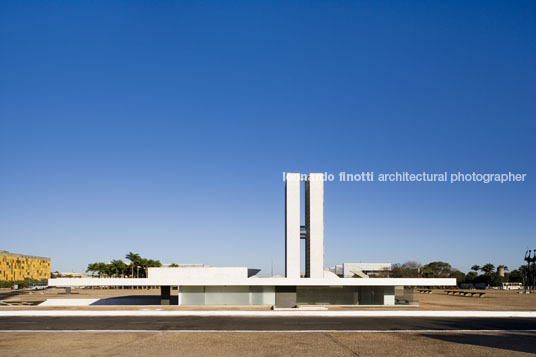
[1,316,535,331]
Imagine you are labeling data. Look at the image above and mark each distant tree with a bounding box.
[508,266,527,284]
[471,265,481,272]
[169,263,179,267]
[87,254,164,279]
[471,264,504,286]
[465,271,478,283]
[86,263,97,276]
[391,261,422,278]
[109,260,127,278]
[422,261,452,278]
[481,264,495,275]
[101,262,113,277]
[448,269,466,283]
[86,262,108,277]
[490,273,504,287]
[126,252,142,278]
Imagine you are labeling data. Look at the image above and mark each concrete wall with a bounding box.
[285,173,301,278]
[148,267,248,280]
[49,277,457,287]
[383,286,395,305]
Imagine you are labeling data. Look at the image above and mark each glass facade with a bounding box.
[296,286,393,305]
[394,286,416,305]
[296,286,357,305]
[179,285,400,306]
[179,286,275,305]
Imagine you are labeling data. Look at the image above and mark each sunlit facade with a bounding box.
[0,250,51,281]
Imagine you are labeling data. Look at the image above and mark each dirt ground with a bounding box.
[0,331,535,356]
[2,288,536,311]
[2,288,535,356]
[412,289,536,311]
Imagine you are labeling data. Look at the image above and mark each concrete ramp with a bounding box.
[351,270,370,278]
[39,299,99,306]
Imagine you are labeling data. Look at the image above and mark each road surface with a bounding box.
[1,316,535,331]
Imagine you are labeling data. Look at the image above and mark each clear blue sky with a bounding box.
[1,1,534,276]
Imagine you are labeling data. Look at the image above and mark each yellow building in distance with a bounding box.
[0,250,51,281]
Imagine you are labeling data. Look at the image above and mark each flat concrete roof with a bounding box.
[48,277,456,287]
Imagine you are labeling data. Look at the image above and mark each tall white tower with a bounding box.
[305,173,324,278]
[285,173,324,279]
[285,173,301,278]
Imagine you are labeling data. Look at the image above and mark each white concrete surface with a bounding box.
[39,299,99,306]
[148,267,247,280]
[285,172,301,279]
[1,310,536,318]
[383,286,395,305]
[47,277,457,287]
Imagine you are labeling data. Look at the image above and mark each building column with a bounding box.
[383,286,395,305]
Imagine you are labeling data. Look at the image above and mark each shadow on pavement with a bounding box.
[0,290,28,301]
[421,332,536,354]
[90,295,178,305]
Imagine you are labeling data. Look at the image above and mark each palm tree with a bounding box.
[86,263,97,276]
[86,262,108,277]
[481,264,495,275]
[126,252,142,278]
[471,265,480,272]
[109,260,127,278]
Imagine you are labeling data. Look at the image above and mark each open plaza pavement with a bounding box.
[2,287,536,311]
[1,288,535,356]
[1,330,535,357]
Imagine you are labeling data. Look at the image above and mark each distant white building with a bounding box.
[329,263,392,278]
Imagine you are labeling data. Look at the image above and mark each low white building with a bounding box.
[49,173,456,307]
[329,263,392,278]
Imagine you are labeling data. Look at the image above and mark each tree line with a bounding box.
[390,261,525,287]
[85,252,176,278]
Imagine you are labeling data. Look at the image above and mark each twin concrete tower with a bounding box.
[285,173,324,279]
